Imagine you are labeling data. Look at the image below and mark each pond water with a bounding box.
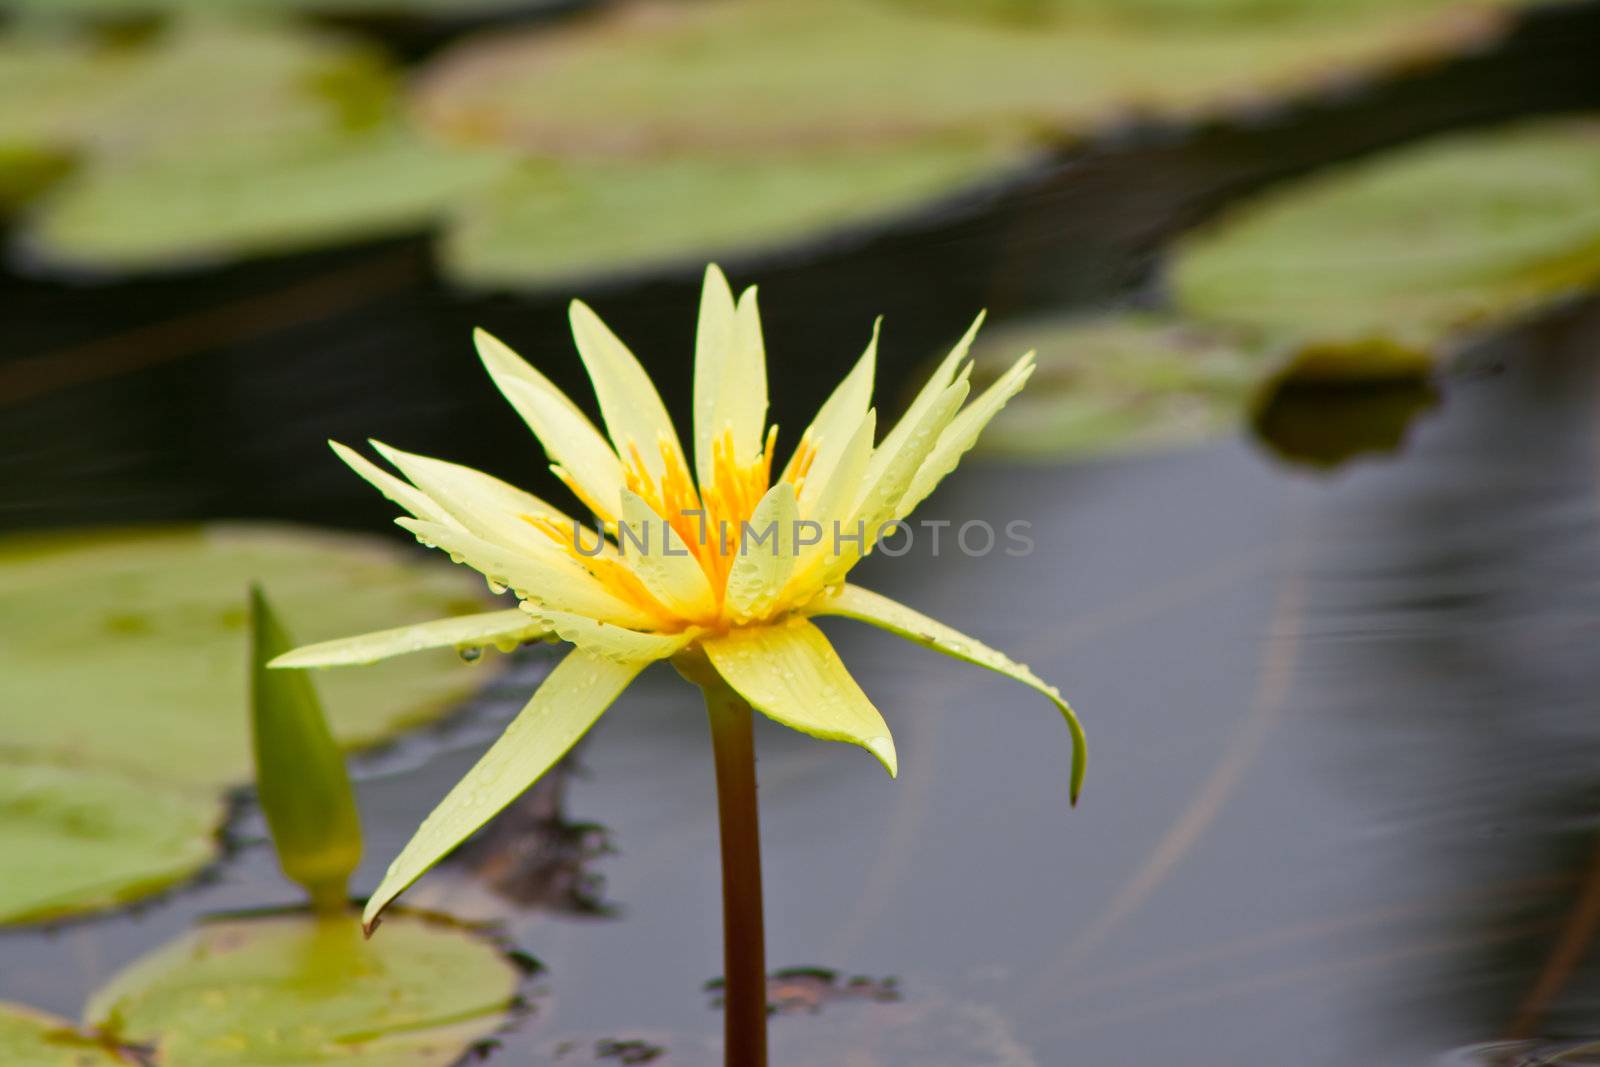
[6,291,1600,1064]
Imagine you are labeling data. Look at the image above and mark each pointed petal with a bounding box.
[270,609,546,669]
[725,481,797,621]
[568,300,686,484]
[702,616,896,776]
[475,328,626,521]
[330,441,458,529]
[786,408,876,591]
[616,488,718,621]
[874,312,983,463]
[898,352,1035,521]
[725,284,770,461]
[519,604,697,663]
[823,378,969,586]
[369,440,573,555]
[362,646,649,931]
[692,264,739,485]
[398,518,660,630]
[784,320,877,497]
[808,583,1084,804]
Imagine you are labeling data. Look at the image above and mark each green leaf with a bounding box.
[84,912,523,1066]
[251,586,364,913]
[0,1003,130,1067]
[808,583,1085,804]
[363,646,652,931]
[25,127,505,274]
[0,757,223,925]
[439,141,1019,289]
[0,524,498,790]
[964,312,1268,459]
[413,0,1502,158]
[1172,116,1600,359]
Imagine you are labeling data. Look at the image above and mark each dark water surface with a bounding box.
[7,303,1600,1065]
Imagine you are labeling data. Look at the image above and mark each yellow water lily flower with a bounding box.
[273,266,1084,933]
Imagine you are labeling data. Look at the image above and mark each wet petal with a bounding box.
[569,300,686,484]
[873,312,983,462]
[362,646,649,931]
[693,266,770,484]
[519,603,696,663]
[269,609,546,669]
[369,440,573,555]
[725,481,797,621]
[808,583,1084,804]
[897,351,1035,520]
[398,518,659,630]
[784,319,877,499]
[702,616,896,776]
[475,328,625,521]
[616,488,717,621]
[330,441,459,530]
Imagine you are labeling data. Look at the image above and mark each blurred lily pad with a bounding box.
[0,1004,130,1066]
[967,312,1268,458]
[3,0,565,17]
[412,0,1503,157]
[26,126,505,273]
[1171,117,1600,358]
[0,758,223,925]
[85,912,523,1066]
[0,524,496,789]
[442,138,1021,288]
[879,0,1503,28]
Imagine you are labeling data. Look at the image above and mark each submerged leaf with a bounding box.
[0,1003,130,1066]
[0,758,222,925]
[251,587,364,913]
[1172,117,1600,359]
[84,913,522,1066]
[0,524,497,790]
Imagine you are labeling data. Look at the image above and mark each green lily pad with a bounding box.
[0,524,496,790]
[0,1004,130,1067]
[411,0,1503,158]
[877,0,1504,28]
[441,138,1022,289]
[4,0,558,16]
[1171,117,1600,359]
[966,312,1269,458]
[0,758,224,925]
[26,126,505,272]
[85,912,523,1066]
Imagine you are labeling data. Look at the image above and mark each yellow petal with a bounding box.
[783,320,877,497]
[786,408,876,591]
[519,603,697,663]
[369,440,573,556]
[398,518,659,630]
[807,583,1084,804]
[725,481,797,622]
[270,609,546,669]
[330,441,459,530]
[568,300,686,484]
[702,616,896,776]
[475,328,625,521]
[897,351,1034,521]
[616,488,717,621]
[873,311,983,463]
[692,264,738,487]
[362,646,648,932]
[824,378,968,585]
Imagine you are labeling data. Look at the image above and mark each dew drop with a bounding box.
[457,645,483,662]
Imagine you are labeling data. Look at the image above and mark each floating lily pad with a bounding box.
[1171,117,1600,358]
[442,139,1021,288]
[0,524,495,790]
[412,0,1503,158]
[26,126,505,273]
[3,0,562,16]
[85,912,523,1066]
[0,758,224,925]
[0,1003,130,1067]
[878,0,1504,28]
[966,312,1269,458]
